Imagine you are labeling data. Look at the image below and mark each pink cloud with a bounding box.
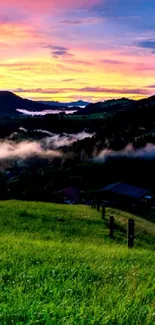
[0,0,102,13]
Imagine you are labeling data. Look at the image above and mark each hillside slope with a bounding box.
[0,201,155,325]
[76,98,135,115]
[0,91,63,116]
[74,95,155,116]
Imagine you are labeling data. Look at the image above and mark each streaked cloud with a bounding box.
[12,86,151,97]
[136,39,155,53]
[146,84,155,89]
[13,88,63,94]
[59,17,103,25]
[45,45,73,58]
[78,87,150,95]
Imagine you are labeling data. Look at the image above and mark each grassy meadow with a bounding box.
[0,201,155,325]
[65,112,113,120]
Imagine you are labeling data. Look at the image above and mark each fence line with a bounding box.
[94,202,135,248]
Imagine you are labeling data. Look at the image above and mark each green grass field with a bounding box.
[65,112,113,120]
[0,201,155,325]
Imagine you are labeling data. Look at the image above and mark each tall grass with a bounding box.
[0,201,155,324]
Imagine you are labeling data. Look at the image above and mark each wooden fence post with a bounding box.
[110,216,114,237]
[128,219,135,248]
[91,199,95,209]
[97,199,100,212]
[102,204,105,219]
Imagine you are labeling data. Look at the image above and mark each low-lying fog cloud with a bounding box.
[45,131,95,148]
[93,143,155,162]
[19,128,95,148]
[0,130,94,163]
[0,141,61,160]
[17,109,77,116]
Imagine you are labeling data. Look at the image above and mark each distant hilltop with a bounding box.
[78,95,155,115]
[38,100,90,108]
[76,97,135,115]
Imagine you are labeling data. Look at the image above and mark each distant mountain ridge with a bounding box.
[0,91,155,118]
[38,100,90,108]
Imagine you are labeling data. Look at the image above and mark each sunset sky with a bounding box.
[1,0,155,102]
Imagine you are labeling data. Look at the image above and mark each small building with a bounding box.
[98,182,153,212]
[55,187,81,204]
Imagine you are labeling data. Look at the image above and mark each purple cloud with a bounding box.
[62,78,75,82]
[13,88,64,94]
[13,86,151,97]
[136,39,155,53]
[0,9,26,24]
[101,59,124,65]
[146,85,155,89]
[60,20,83,25]
[59,17,103,25]
[79,87,150,95]
[44,45,73,58]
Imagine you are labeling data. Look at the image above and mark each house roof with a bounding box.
[56,187,80,196]
[99,182,149,199]
[99,182,121,192]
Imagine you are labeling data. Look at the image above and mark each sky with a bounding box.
[1,0,155,102]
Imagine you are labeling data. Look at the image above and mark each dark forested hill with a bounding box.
[75,98,135,115]
[0,91,64,116]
